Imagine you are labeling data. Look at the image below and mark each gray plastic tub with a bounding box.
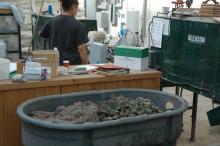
[17,89,188,146]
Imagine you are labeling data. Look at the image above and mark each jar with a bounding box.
[63,60,69,68]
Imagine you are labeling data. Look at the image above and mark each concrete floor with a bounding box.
[163,87,220,146]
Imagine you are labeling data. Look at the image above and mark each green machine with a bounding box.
[152,16,220,138]
[157,16,220,102]
[32,14,97,50]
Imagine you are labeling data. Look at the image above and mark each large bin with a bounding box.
[17,89,188,146]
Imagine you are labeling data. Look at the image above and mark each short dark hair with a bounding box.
[61,0,79,11]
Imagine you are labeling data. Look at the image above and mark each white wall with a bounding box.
[109,0,144,37]
[109,0,206,39]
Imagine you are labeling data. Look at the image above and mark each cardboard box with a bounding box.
[16,60,24,75]
[114,46,149,70]
[30,50,59,78]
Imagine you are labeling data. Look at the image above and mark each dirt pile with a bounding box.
[30,96,162,124]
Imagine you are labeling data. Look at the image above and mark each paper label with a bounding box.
[151,18,163,48]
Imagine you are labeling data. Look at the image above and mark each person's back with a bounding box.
[40,0,89,65]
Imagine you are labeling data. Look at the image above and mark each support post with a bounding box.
[190,92,198,141]
[175,86,180,96]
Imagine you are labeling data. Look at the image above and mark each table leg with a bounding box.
[175,86,180,96]
[190,92,198,141]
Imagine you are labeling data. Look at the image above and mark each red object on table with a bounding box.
[92,64,128,70]
[172,1,185,8]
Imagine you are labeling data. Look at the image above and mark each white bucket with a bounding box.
[161,7,170,16]
[161,7,170,14]
[0,58,10,80]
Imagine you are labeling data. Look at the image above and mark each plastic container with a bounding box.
[63,60,69,68]
[0,40,7,58]
[17,89,188,146]
[0,58,10,80]
[161,6,170,14]
[48,4,53,15]
[160,7,170,17]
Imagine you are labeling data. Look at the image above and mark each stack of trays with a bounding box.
[200,4,220,17]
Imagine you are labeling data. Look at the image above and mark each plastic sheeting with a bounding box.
[0,3,25,27]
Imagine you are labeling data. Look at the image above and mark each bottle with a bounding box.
[62,60,69,75]
[54,47,60,76]
[48,4,53,15]
[54,47,60,65]
[0,40,7,58]
[63,60,69,68]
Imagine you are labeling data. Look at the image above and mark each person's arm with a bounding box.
[75,22,89,64]
[78,44,88,64]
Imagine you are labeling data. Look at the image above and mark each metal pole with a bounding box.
[175,86,180,96]
[190,92,198,141]
[141,0,147,38]
[18,24,22,58]
[84,0,86,17]
[60,0,63,14]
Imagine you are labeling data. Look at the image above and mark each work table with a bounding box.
[0,70,160,91]
[0,69,160,146]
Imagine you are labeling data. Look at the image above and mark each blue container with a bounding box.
[48,4,52,15]
[120,29,128,37]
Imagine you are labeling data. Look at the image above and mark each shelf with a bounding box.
[0,32,19,35]
[0,8,21,60]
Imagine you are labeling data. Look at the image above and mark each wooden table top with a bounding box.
[0,70,161,91]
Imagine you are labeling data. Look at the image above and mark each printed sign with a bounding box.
[188,34,206,44]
